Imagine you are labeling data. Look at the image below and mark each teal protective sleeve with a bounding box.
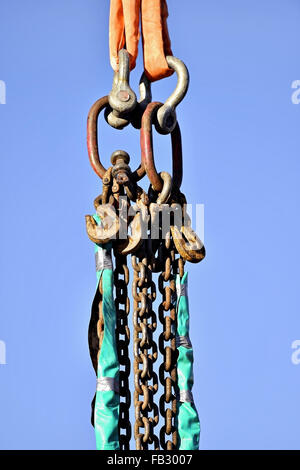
[175,272,201,450]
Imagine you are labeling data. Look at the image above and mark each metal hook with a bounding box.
[156,56,189,134]
[171,213,206,264]
[85,204,120,245]
[116,192,149,255]
[115,210,143,256]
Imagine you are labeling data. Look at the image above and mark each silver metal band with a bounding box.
[176,283,188,299]
[95,248,113,271]
[176,335,192,349]
[96,377,119,393]
[177,390,194,404]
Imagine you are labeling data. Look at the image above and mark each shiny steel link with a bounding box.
[114,253,131,449]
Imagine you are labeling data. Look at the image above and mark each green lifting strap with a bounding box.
[175,272,201,450]
[92,214,120,450]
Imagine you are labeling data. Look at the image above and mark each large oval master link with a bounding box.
[114,253,131,449]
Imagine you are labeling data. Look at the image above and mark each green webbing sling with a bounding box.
[93,215,120,450]
[175,272,201,450]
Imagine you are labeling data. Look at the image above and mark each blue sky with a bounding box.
[0,0,300,449]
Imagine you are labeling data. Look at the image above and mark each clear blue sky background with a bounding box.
[0,0,299,450]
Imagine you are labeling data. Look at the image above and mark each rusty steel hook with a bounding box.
[171,223,205,264]
[116,192,149,256]
[170,208,205,263]
[87,96,145,181]
[140,101,183,193]
[115,209,143,256]
[85,203,120,245]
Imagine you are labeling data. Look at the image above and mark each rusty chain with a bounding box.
[114,252,132,449]
[86,80,205,449]
[132,241,160,450]
[158,235,178,450]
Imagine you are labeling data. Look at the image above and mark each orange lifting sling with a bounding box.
[109,0,173,82]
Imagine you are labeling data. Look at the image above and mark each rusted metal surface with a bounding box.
[87,96,110,179]
[171,206,206,264]
[111,150,131,185]
[171,224,206,263]
[132,245,160,450]
[140,102,183,192]
[158,237,178,450]
[87,103,146,181]
[115,203,144,256]
[85,206,120,244]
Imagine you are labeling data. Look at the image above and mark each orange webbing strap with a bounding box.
[109,0,140,73]
[109,0,173,82]
[141,0,173,82]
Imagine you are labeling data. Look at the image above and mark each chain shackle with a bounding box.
[106,48,153,130]
[106,49,137,130]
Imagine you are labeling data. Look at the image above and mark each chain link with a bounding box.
[114,251,132,449]
[132,242,160,450]
[87,153,192,449]
[158,235,183,450]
